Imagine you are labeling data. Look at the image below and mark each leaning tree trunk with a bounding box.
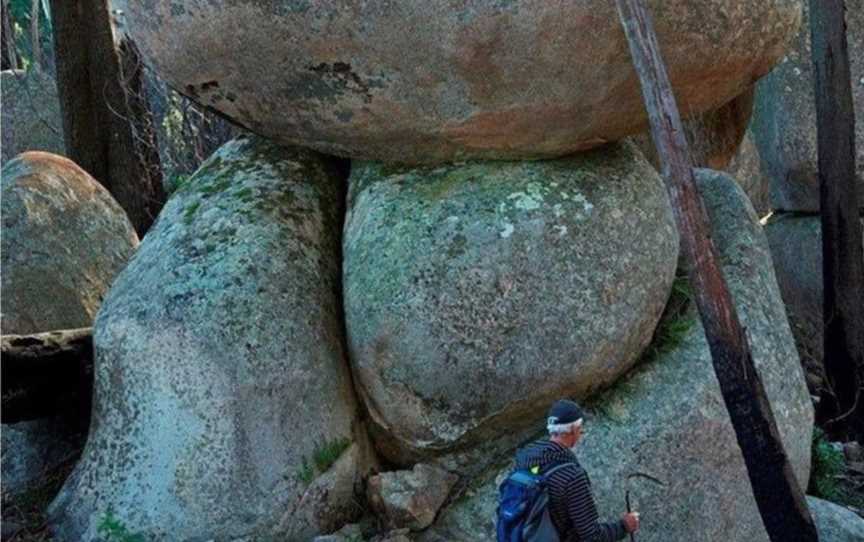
[49,0,165,235]
[809,0,864,440]
[615,1,819,540]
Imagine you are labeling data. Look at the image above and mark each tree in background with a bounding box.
[1,0,20,69]
[809,0,864,441]
[49,0,164,235]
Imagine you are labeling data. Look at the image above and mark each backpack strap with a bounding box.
[540,462,575,481]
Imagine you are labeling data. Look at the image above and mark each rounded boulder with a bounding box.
[119,0,801,163]
[344,142,679,464]
[1,152,139,334]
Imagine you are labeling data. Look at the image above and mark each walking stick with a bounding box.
[625,472,667,542]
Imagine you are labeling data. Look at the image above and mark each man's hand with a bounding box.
[622,512,640,533]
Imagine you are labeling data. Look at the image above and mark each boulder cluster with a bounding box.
[2,0,863,540]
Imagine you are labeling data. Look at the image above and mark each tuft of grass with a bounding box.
[97,509,146,542]
[296,457,315,486]
[641,272,695,364]
[312,437,352,473]
[183,200,201,224]
[294,437,352,487]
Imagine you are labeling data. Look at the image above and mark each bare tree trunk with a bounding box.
[1,328,93,424]
[615,1,818,540]
[1,0,19,70]
[809,0,864,440]
[49,0,165,235]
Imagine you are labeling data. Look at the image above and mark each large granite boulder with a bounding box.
[423,170,813,542]
[48,136,375,541]
[764,214,864,393]
[344,142,679,465]
[1,70,65,165]
[807,497,864,542]
[118,0,800,163]
[751,0,864,212]
[1,152,139,334]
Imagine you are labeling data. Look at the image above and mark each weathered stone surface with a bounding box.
[1,152,139,334]
[632,89,755,171]
[764,214,864,394]
[808,497,864,542]
[118,0,800,163]
[422,170,813,542]
[368,464,458,531]
[1,417,84,498]
[750,0,864,212]
[344,142,679,464]
[726,130,772,217]
[48,136,374,541]
[1,70,65,164]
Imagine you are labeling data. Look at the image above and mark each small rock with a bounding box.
[843,441,863,463]
[368,464,458,531]
[313,523,364,541]
[807,496,864,542]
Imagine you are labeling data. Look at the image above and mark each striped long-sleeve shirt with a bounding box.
[515,440,627,542]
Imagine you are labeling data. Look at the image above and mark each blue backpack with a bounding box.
[496,463,571,542]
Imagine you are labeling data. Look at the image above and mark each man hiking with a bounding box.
[508,399,640,541]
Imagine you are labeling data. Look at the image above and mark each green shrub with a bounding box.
[809,428,845,502]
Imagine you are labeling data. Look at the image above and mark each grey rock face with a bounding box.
[119,0,800,163]
[764,214,864,394]
[48,136,373,541]
[423,170,813,542]
[1,152,139,334]
[1,70,65,165]
[808,497,864,542]
[344,142,679,464]
[368,464,459,531]
[751,0,864,212]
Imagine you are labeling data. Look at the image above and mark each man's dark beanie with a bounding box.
[547,399,584,425]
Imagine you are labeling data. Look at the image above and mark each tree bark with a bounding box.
[1,328,93,424]
[809,0,864,440]
[1,0,19,70]
[49,0,165,235]
[615,1,818,541]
